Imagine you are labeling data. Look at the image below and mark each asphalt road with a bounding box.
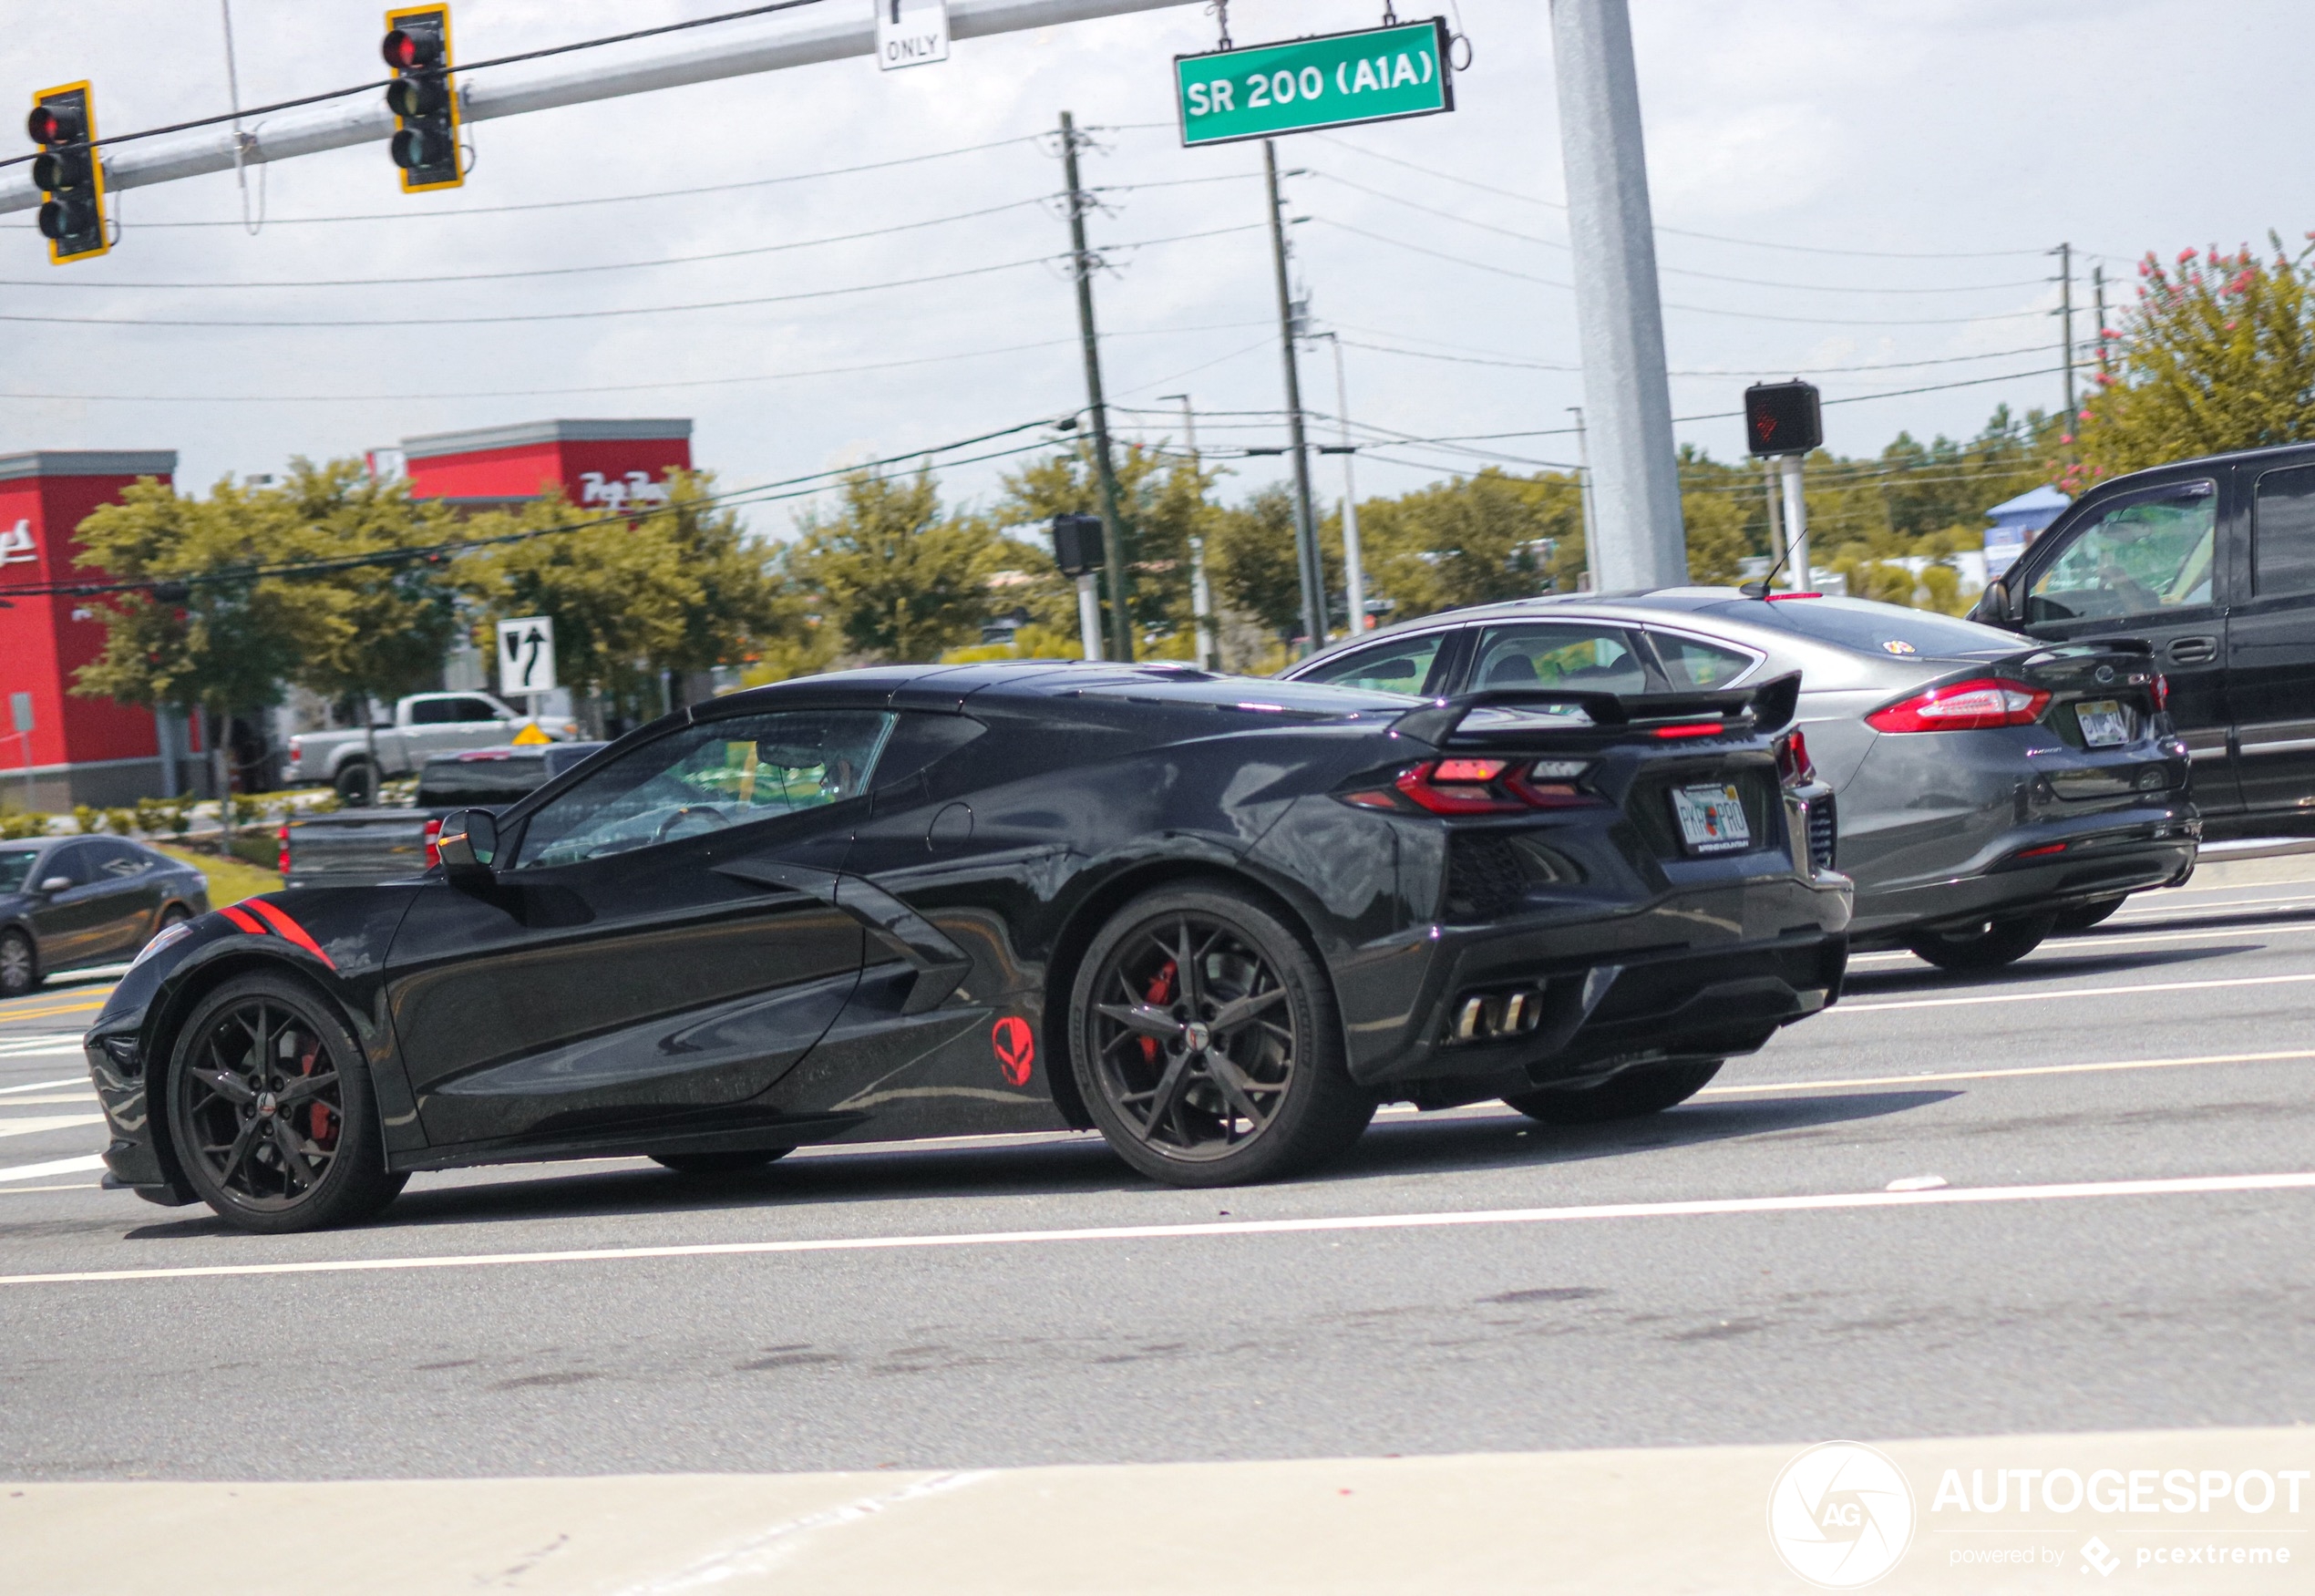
[5,865,2315,1484]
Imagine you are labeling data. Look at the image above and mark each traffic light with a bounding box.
[1052,514,1105,578]
[1744,379,1822,458]
[381,5,462,192]
[26,82,107,263]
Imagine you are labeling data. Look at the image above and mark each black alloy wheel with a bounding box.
[1071,883,1374,1187]
[1504,1059,1723,1126]
[651,1148,793,1176]
[167,973,406,1232]
[1906,909,2057,972]
[2052,897,2125,933]
[0,929,37,999]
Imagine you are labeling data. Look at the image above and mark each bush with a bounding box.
[0,810,51,840]
[72,804,100,835]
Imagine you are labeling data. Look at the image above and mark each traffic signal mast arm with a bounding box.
[0,0,1193,216]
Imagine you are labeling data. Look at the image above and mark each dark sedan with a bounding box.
[0,836,211,997]
[83,661,1848,1232]
[1286,590,2197,968]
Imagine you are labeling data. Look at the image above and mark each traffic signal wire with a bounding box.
[0,412,1065,602]
[0,1,833,173]
[0,224,1265,328]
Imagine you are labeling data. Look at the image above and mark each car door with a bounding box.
[1456,621,1661,695]
[23,841,108,969]
[382,707,893,1149]
[2014,472,2238,813]
[79,839,166,958]
[2227,458,2315,817]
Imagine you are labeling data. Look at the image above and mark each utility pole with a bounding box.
[2053,241,2076,429]
[1549,0,1686,591]
[1569,406,1599,591]
[1159,392,1217,670]
[2093,263,2111,381]
[1312,334,1368,634]
[1262,139,1326,654]
[1060,110,1133,663]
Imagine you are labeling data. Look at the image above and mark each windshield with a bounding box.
[1701,596,2019,660]
[0,849,38,893]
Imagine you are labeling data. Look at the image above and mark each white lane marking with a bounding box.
[5,1169,2312,1289]
[0,1182,98,1195]
[1847,922,2315,964]
[1705,1047,2315,1097]
[0,1076,87,1097]
[0,1042,86,1058]
[2116,893,2315,918]
[1832,971,2315,1014]
[0,1114,105,1138]
[0,1153,106,1184]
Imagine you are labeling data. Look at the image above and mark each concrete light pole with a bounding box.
[1549,0,1686,592]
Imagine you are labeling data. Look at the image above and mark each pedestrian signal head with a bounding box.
[1744,380,1822,458]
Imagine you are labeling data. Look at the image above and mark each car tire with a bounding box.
[0,928,40,999]
[1502,1059,1724,1126]
[1906,910,2058,972]
[650,1149,793,1176]
[144,904,192,950]
[2052,898,2125,932]
[334,760,377,805]
[1070,881,1374,1188]
[166,972,407,1233]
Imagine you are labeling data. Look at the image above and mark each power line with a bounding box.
[0,224,1264,329]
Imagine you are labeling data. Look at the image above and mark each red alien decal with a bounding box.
[991,1016,1034,1086]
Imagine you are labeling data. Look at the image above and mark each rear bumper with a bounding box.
[1851,803,2197,942]
[1340,870,1852,1096]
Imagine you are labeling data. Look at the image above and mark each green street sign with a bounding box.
[1175,19,1454,148]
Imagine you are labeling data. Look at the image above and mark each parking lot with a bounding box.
[5,858,2315,1590]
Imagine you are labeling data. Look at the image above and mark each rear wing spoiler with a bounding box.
[1392,672,1802,747]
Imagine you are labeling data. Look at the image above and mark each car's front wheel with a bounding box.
[1503,1059,1723,1125]
[1907,910,2056,971]
[1071,883,1374,1188]
[166,973,406,1233]
[0,928,39,999]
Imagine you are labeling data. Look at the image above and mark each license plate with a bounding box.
[1671,782,1751,855]
[2077,698,2129,747]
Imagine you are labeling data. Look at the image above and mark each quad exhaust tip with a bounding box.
[1453,988,1546,1044]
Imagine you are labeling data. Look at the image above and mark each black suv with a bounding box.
[1970,442,2315,838]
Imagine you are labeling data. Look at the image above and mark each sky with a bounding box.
[1,0,2307,541]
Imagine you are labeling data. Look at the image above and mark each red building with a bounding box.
[401,417,693,512]
[0,449,190,810]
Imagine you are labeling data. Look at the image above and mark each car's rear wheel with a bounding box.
[334,759,378,805]
[1906,910,2057,971]
[167,973,406,1233]
[651,1148,792,1176]
[1071,883,1374,1187]
[2052,897,2125,932]
[1503,1059,1723,1125]
[0,929,39,998]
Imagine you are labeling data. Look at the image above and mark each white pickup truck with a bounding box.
[285,692,570,800]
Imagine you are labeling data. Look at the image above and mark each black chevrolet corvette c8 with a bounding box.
[83,661,1852,1232]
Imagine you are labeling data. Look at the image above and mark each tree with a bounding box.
[997,439,1218,648]
[787,469,1001,664]
[1353,469,1579,620]
[2073,237,2315,491]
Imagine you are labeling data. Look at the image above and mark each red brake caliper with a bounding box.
[1139,960,1178,1064]
[299,1041,334,1145]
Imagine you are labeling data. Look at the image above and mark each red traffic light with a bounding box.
[26,103,79,145]
[1743,380,1823,458]
[381,27,440,70]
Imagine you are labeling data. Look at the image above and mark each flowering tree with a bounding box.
[2069,236,2315,492]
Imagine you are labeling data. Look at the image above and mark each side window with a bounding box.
[2253,466,2315,598]
[1296,633,1448,695]
[2028,481,2217,623]
[455,697,505,723]
[1651,633,1756,689]
[44,842,92,886]
[407,698,456,726]
[1471,624,1649,694]
[514,710,895,870]
[89,840,150,878]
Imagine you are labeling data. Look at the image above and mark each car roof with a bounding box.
[706,661,1413,717]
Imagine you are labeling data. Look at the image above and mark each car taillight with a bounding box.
[423,816,444,869]
[1775,728,1816,786]
[276,822,291,875]
[1866,678,2050,733]
[1343,757,1599,815]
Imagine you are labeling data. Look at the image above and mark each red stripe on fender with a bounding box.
[218,905,264,935]
[242,899,336,969]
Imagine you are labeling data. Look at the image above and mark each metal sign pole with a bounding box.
[1779,453,1811,593]
[1075,572,1104,662]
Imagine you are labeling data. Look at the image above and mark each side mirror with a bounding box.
[1975,578,2012,625]
[38,875,72,894]
[433,809,499,878]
